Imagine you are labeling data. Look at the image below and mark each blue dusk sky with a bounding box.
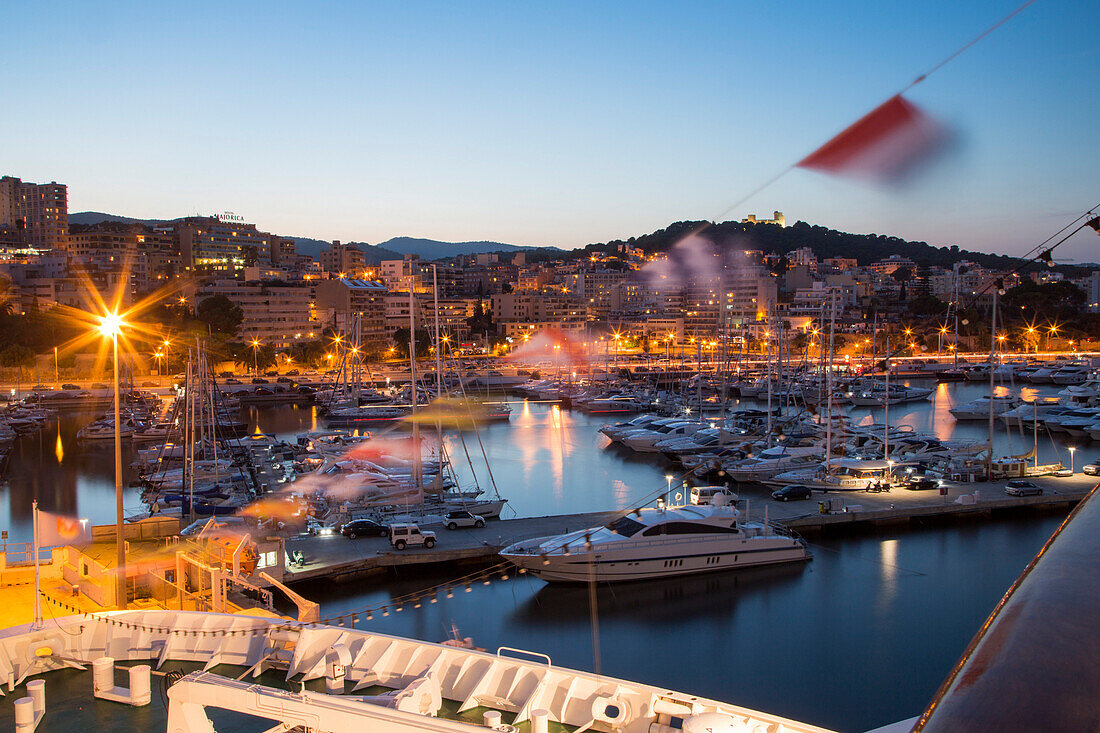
[3,1,1098,260]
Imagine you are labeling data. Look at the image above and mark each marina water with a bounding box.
[0,380,1085,730]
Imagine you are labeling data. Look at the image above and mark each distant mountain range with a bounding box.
[68,212,556,263]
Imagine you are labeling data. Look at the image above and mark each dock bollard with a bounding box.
[27,679,45,718]
[92,656,151,706]
[14,697,35,732]
[92,657,114,695]
[531,708,550,733]
[129,665,151,706]
[484,711,502,728]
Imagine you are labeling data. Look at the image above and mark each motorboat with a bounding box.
[949,395,1020,420]
[500,498,809,582]
[578,394,652,414]
[767,458,898,490]
[1051,364,1092,385]
[848,383,932,407]
[598,414,665,442]
[621,421,705,452]
[722,445,824,482]
[655,428,743,459]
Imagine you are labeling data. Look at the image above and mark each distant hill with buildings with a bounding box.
[591,219,1023,270]
[70,211,556,263]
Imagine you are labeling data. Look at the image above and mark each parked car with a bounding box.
[904,475,939,491]
[141,381,158,387]
[61,383,80,390]
[31,385,51,391]
[276,376,293,383]
[340,518,390,538]
[297,386,316,395]
[225,378,242,384]
[286,369,300,376]
[264,370,279,377]
[444,510,485,530]
[91,383,109,389]
[219,371,234,378]
[1005,480,1043,497]
[389,523,436,550]
[1083,461,1100,476]
[1051,467,1073,478]
[252,378,269,384]
[771,485,814,501]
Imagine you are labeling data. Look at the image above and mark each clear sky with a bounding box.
[4,1,1098,260]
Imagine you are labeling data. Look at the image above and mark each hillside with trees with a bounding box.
[581,219,1023,269]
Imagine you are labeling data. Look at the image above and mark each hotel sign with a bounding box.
[213,211,246,223]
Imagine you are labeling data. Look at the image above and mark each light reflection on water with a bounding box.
[300,512,1067,733]
[0,381,1085,539]
[0,387,1084,731]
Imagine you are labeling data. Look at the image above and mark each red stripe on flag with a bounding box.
[798,95,945,182]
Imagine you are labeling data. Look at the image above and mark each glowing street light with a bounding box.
[97,310,127,609]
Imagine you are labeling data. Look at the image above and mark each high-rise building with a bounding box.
[0,175,68,249]
[157,214,274,274]
[320,241,367,276]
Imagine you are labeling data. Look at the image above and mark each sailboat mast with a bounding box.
[409,286,421,492]
[953,263,961,369]
[825,291,837,472]
[987,286,998,475]
[766,309,772,445]
[883,334,889,464]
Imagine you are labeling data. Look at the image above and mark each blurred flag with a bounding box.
[36,509,90,547]
[798,94,947,183]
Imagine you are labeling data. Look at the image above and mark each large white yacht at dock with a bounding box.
[499,498,809,582]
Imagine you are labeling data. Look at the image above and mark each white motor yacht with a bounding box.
[848,383,932,407]
[950,395,1020,420]
[599,415,673,443]
[767,458,897,490]
[621,421,705,453]
[722,445,823,482]
[500,498,809,582]
[1051,364,1092,385]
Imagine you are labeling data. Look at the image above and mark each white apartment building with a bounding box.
[200,281,318,348]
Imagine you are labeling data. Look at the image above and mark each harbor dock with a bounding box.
[282,474,1096,586]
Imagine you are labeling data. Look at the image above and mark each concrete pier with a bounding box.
[282,474,1096,586]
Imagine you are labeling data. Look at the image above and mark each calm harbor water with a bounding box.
[0,381,1087,730]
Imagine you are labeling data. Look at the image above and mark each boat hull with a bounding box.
[503,537,809,583]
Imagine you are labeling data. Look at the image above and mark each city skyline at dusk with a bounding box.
[4,1,1098,260]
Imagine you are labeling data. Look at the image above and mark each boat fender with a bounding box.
[681,712,752,733]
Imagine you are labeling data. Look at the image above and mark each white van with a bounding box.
[690,486,738,506]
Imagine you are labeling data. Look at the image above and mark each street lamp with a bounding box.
[98,311,127,610]
[665,474,673,503]
[250,339,261,375]
[1069,446,1076,474]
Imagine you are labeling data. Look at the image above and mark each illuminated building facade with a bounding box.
[0,175,68,250]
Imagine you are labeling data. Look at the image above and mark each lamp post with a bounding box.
[665,474,673,504]
[1069,446,1076,474]
[99,312,126,609]
[53,346,58,385]
[250,339,261,375]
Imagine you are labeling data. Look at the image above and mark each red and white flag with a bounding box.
[36,509,91,547]
[797,94,947,184]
